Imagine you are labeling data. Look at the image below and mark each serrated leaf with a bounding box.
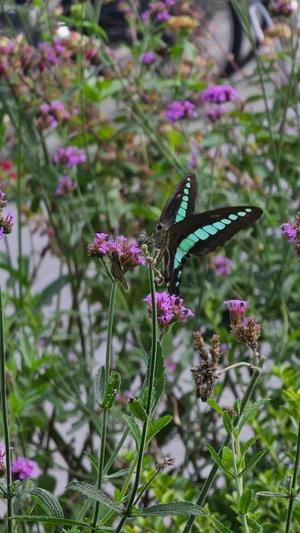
[102,371,121,410]
[132,501,204,517]
[21,488,64,533]
[123,414,141,447]
[128,398,148,422]
[246,517,263,532]
[238,450,267,477]
[222,446,233,468]
[67,481,121,514]
[12,515,113,529]
[256,491,288,499]
[146,415,173,444]
[206,444,233,478]
[239,489,253,514]
[211,518,233,533]
[94,366,105,406]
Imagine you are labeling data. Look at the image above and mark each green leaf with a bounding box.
[207,399,225,417]
[132,501,204,517]
[123,414,141,447]
[223,411,234,434]
[146,415,173,444]
[239,489,253,514]
[235,400,268,434]
[67,481,122,514]
[241,437,257,459]
[152,342,165,412]
[12,515,113,529]
[256,491,288,499]
[128,398,148,422]
[21,488,63,533]
[94,366,105,406]
[222,446,233,468]
[238,450,267,477]
[102,371,121,410]
[206,444,233,478]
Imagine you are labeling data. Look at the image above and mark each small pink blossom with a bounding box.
[165,100,196,122]
[213,256,233,276]
[12,457,40,481]
[53,146,86,167]
[224,299,248,315]
[144,291,194,326]
[281,222,297,243]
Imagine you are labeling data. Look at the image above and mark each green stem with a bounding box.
[114,263,158,532]
[231,435,249,533]
[285,416,300,533]
[91,280,117,532]
[182,358,264,533]
[0,287,14,533]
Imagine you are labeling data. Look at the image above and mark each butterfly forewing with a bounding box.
[159,174,197,227]
[166,206,262,294]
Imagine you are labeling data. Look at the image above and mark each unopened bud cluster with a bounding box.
[224,300,261,349]
[191,332,221,402]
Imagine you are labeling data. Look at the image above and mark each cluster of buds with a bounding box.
[224,300,261,350]
[142,0,175,23]
[38,100,78,130]
[0,191,13,239]
[201,83,238,122]
[191,332,221,402]
[144,291,194,327]
[271,0,297,16]
[156,456,175,471]
[281,214,300,256]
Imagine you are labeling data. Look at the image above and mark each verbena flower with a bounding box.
[88,233,145,270]
[12,457,40,481]
[206,105,226,122]
[140,51,157,65]
[144,291,194,326]
[201,84,238,104]
[53,147,86,167]
[0,209,14,238]
[55,175,76,196]
[281,222,297,242]
[165,100,196,122]
[213,256,233,276]
[224,299,261,349]
[39,100,72,130]
[224,299,248,315]
[142,1,175,23]
[272,0,297,16]
[0,444,5,477]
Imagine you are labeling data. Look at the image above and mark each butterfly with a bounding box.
[152,174,262,295]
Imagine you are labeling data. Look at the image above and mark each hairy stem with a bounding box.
[285,416,300,533]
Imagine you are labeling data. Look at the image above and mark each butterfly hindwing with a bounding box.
[159,174,197,227]
[166,206,262,294]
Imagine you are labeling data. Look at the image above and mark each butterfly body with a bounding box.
[152,174,262,294]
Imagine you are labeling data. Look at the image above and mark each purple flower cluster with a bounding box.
[165,100,196,122]
[201,84,238,121]
[224,299,248,316]
[12,457,40,481]
[53,146,86,168]
[144,291,194,326]
[0,444,5,476]
[88,233,145,270]
[142,0,175,23]
[213,256,233,276]
[272,0,297,15]
[281,222,297,243]
[39,100,73,130]
[38,40,66,66]
[55,175,77,196]
[140,51,157,65]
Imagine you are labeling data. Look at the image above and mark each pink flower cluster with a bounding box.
[39,100,75,130]
[12,457,40,481]
[88,233,145,270]
[165,100,196,122]
[201,84,238,122]
[144,291,194,326]
[1,160,17,180]
[53,146,86,168]
[213,256,233,276]
[272,0,297,15]
[140,51,157,65]
[55,175,77,196]
[38,40,66,68]
[224,299,248,315]
[142,0,175,22]
[281,222,297,243]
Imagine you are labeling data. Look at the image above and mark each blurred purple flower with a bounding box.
[165,100,196,122]
[206,105,226,122]
[55,175,76,196]
[144,291,194,326]
[140,51,157,65]
[53,147,86,167]
[224,299,248,316]
[272,0,296,15]
[12,457,40,481]
[165,356,176,372]
[201,84,238,104]
[281,222,297,243]
[0,444,5,460]
[40,100,71,130]
[0,209,14,237]
[213,256,233,276]
[141,1,174,23]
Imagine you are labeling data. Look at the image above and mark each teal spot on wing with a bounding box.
[229,214,238,221]
[213,221,225,230]
[237,211,246,217]
[175,214,184,222]
[183,189,189,196]
[221,219,231,225]
[194,228,209,240]
[183,195,189,201]
[203,224,218,235]
[246,208,252,213]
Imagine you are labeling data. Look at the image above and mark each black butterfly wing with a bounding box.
[159,174,197,227]
[166,206,262,294]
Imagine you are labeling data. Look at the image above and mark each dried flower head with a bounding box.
[144,291,194,326]
[157,456,175,471]
[167,16,198,30]
[191,332,222,401]
[224,300,261,349]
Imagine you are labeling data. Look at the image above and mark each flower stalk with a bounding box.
[285,415,300,533]
[91,280,117,532]
[115,262,158,532]
[0,286,14,532]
